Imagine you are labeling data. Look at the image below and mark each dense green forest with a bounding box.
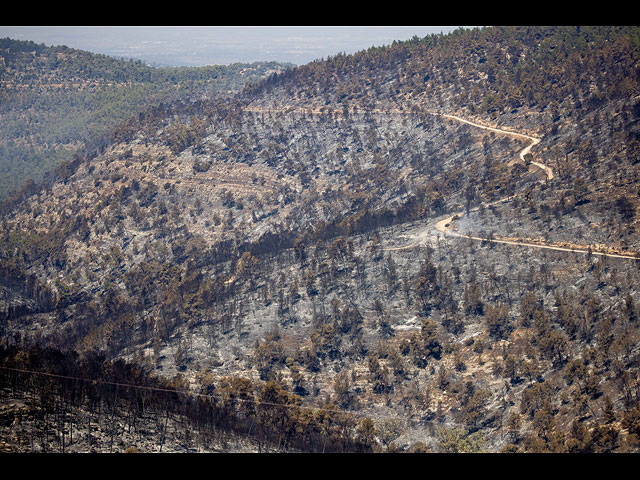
[0,37,292,200]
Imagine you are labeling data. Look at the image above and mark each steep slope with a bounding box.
[2,26,640,453]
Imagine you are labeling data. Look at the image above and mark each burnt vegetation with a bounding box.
[2,26,640,452]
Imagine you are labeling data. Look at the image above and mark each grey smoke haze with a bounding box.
[0,26,465,66]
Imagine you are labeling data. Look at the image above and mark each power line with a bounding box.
[0,364,518,434]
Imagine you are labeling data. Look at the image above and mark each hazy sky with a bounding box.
[0,26,465,66]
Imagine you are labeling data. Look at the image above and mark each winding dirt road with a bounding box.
[386,112,638,260]
[243,104,637,259]
[433,112,551,180]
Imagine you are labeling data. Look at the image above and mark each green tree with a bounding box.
[436,427,486,453]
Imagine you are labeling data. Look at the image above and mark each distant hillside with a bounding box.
[0,37,292,200]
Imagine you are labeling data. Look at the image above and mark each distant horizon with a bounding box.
[0,26,468,67]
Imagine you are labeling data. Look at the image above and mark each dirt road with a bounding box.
[388,112,637,259]
[242,104,635,259]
